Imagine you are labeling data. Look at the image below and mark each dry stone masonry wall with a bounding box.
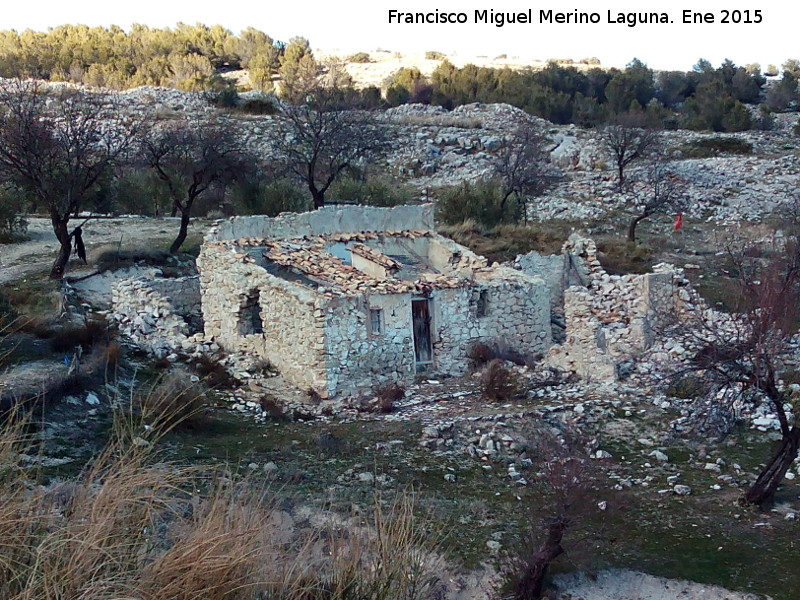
[111,277,201,356]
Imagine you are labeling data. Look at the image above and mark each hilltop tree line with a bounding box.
[1,24,798,131]
[0,23,300,93]
[384,58,800,132]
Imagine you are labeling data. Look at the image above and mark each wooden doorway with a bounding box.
[412,298,433,370]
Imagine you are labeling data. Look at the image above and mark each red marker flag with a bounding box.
[674,212,683,232]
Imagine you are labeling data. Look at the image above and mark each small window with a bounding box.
[476,290,489,318]
[369,308,384,335]
[238,291,264,336]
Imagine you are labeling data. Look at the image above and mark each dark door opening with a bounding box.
[412,298,433,369]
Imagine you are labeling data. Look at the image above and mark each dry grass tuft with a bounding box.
[375,383,405,414]
[134,367,211,431]
[481,359,520,402]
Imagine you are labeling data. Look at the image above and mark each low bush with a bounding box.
[436,181,523,229]
[94,246,172,271]
[469,341,530,371]
[194,353,236,389]
[328,176,416,207]
[596,240,654,275]
[440,220,574,263]
[230,179,311,216]
[50,318,108,353]
[666,374,709,399]
[468,342,497,370]
[375,383,405,413]
[236,96,278,115]
[135,368,210,431]
[0,184,28,242]
[677,136,753,158]
[481,359,519,402]
[348,52,372,63]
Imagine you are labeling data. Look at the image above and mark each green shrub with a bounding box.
[328,176,415,207]
[424,51,446,60]
[236,96,278,115]
[230,179,311,216]
[204,85,240,108]
[666,374,709,399]
[347,52,372,63]
[109,170,172,216]
[596,240,653,274]
[0,184,28,242]
[677,136,753,158]
[436,181,523,228]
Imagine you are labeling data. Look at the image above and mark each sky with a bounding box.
[3,0,798,72]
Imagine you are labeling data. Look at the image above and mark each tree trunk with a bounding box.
[50,217,72,279]
[170,199,179,218]
[617,161,625,190]
[169,211,191,254]
[628,214,646,243]
[311,187,325,209]
[743,426,800,507]
[514,517,567,600]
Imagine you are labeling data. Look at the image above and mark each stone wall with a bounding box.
[545,234,699,381]
[432,275,552,376]
[111,276,201,356]
[321,275,551,396]
[208,204,435,242]
[197,243,329,394]
[323,293,416,397]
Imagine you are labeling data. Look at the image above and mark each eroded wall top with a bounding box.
[207,204,435,242]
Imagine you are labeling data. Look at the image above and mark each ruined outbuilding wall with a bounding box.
[432,273,552,375]
[544,234,699,381]
[111,277,200,356]
[208,204,435,242]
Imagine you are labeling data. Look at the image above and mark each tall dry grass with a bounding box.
[0,390,444,600]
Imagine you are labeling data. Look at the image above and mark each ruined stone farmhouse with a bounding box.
[197,205,551,398]
[112,207,701,400]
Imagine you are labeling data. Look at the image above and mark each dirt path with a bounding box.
[0,217,210,284]
[552,570,770,600]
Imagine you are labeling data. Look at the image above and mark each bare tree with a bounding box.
[506,429,603,600]
[598,113,660,191]
[687,231,800,506]
[268,88,387,209]
[625,158,687,242]
[0,81,139,278]
[493,122,553,214]
[141,116,251,253]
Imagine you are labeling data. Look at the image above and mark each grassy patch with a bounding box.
[439,220,578,263]
[677,136,753,158]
